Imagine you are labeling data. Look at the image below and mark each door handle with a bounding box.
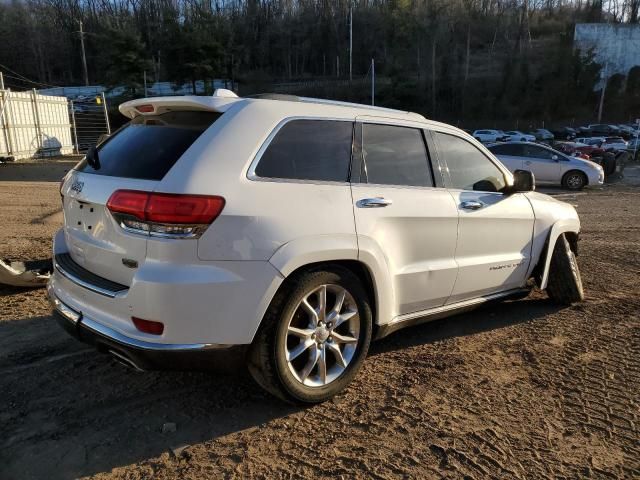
[460,200,484,210]
[525,160,532,165]
[357,197,393,208]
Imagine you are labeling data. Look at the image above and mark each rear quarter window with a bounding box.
[254,119,353,182]
[76,111,221,180]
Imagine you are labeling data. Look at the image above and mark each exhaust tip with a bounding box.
[108,349,145,372]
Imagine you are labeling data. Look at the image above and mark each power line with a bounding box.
[1,74,59,90]
[0,63,61,89]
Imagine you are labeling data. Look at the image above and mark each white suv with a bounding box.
[49,91,584,403]
[472,129,510,143]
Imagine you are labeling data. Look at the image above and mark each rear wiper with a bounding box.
[86,145,101,170]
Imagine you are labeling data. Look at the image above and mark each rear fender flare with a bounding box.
[268,234,394,327]
[268,235,359,278]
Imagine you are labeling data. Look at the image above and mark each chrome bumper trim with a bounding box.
[48,285,232,352]
[49,283,81,324]
[54,257,125,299]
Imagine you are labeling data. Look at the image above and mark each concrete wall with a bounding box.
[575,24,640,85]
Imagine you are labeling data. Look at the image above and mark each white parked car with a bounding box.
[472,129,510,143]
[601,137,628,151]
[488,142,604,190]
[575,137,605,147]
[49,92,584,403]
[505,130,536,142]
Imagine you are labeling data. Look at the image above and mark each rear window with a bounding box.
[254,119,353,182]
[76,111,221,180]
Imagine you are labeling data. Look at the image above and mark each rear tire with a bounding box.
[562,170,587,190]
[247,266,372,404]
[546,234,584,305]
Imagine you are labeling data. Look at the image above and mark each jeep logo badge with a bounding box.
[70,180,84,194]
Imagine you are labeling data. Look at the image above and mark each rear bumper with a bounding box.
[49,284,246,371]
[50,228,283,345]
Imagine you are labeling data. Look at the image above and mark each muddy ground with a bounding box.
[1,165,639,479]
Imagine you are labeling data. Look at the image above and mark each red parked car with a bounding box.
[553,141,604,160]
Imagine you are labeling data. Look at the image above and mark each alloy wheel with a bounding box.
[566,174,584,189]
[284,284,360,387]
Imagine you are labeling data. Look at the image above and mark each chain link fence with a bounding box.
[69,93,111,153]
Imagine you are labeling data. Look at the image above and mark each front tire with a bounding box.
[247,267,372,404]
[546,234,584,305]
[562,170,587,190]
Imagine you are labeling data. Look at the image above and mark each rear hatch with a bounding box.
[61,109,223,287]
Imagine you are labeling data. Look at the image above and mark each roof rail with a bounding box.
[246,93,300,102]
[298,96,411,115]
[246,92,412,115]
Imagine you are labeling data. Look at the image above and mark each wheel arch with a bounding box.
[535,219,581,290]
[266,236,393,332]
[562,169,589,188]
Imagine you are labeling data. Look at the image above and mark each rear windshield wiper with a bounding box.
[86,145,101,170]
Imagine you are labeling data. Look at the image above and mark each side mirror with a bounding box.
[509,169,535,193]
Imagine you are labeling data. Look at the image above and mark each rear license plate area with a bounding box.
[68,199,100,234]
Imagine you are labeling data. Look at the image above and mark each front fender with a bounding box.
[539,218,581,290]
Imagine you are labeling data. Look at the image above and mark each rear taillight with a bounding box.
[132,317,164,335]
[107,190,225,239]
[107,190,148,220]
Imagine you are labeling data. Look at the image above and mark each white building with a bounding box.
[574,23,640,86]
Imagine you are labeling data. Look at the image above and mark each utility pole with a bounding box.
[143,71,148,97]
[349,4,353,83]
[371,58,375,106]
[0,72,4,90]
[78,20,89,86]
[597,75,608,123]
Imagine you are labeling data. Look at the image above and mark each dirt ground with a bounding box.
[1,165,639,479]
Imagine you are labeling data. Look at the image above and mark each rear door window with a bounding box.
[360,123,433,187]
[523,145,555,159]
[488,143,525,156]
[76,111,221,180]
[255,119,353,182]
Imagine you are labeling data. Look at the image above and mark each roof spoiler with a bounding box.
[119,89,242,119]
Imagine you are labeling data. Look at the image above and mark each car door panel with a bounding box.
[522,145,562,184]
[351,119,459,317]
[447,191,534,302]
[497,155,524,173]
[431,131,535,304]
[352,184,459,314]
